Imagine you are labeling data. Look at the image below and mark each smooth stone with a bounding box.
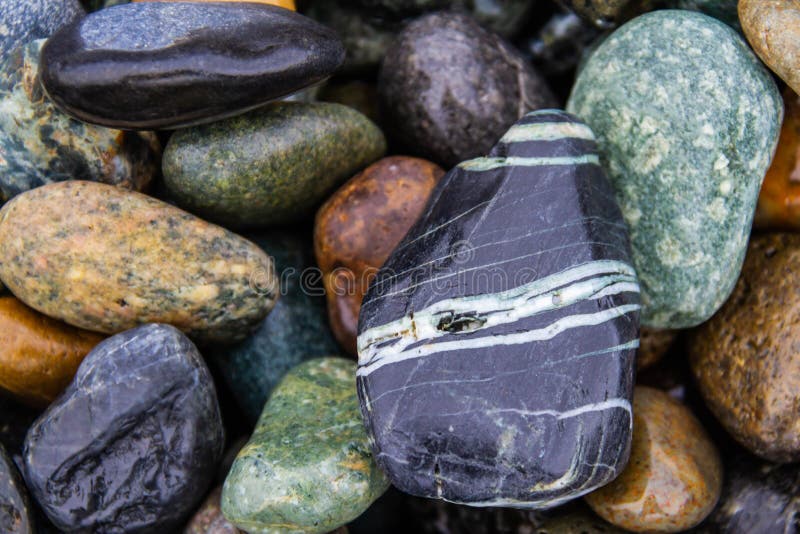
[357,110,640,507]
[567,10,783,328]
[315,156,444,355]
[0,181,278,344]
[689,233,800,462]
[23,324,225,532]
[585,386,722,532]
[740,0,800,96]
[379,11,556,168]
[136,0,294,8]
[0,295,104,408]
[755,88,800,230]
[556,0,658,27]
[207,231,339,422]
[0,39,160,206]
[185,487,241,534]
[39,3,344,129]
[222,358,389,534]
[0,0,83,58]
[636,326,676,370]
[0,443,34,534]
[699,452,800,533]
[163,102,386,228]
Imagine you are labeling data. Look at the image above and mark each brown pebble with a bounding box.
[184,487,241,534]
[690,233,800,462]
[585,386,722,533]
[315,156,443,354]
[636,326,677,370]
[739,0,800,95]
[0,295,104,407]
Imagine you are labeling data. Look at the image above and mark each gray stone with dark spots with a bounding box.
[23,324,225,533]
[0,0,83,58]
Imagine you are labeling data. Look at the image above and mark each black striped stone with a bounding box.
[356,110,641,508]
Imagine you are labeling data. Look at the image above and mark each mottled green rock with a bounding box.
[163,102,386,229]
[207,231,339,422]
[222,358,389,534]
[567,10,782,328]
[0,40,160,206]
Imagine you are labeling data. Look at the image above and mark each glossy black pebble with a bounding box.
[39,2,345,129]
[22,324,225,533]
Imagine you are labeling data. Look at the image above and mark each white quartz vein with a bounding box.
[459,155,600,172]
[500,121,596,143]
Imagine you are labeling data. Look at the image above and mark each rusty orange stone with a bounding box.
[0,296,104,407]
[585,386,722,533]
[132,0,295,9]
[755,88,800,230]
[315,156,444,355]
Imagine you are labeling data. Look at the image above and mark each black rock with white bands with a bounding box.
[356,109,641,508]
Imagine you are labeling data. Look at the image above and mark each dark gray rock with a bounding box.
[0,443,34,534]
[23,324,225,533]
[378,12,556,168]
[357,110,640,508]
[40,3,344,129]
[0,0,83,58]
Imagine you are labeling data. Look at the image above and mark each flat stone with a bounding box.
[315,156,444,354]
[357,110,640,508]
[0,0,83,58]
[0,39,159,206]
[755,88,800,230]
[740,0,800,96]
[0,295,104,408]
[163,102,386,228]
[39,3,344,129]
[222,358,389,534]
[698,452,800,534]
[207,232,340,422]
[0,443,34,534]
[585,386,722,532]
[567,10,783,328]
[23,324,225,532]
[379,11,556,168]
[0,181,278,344]
[689,233,800,462]
[185,486,241,534]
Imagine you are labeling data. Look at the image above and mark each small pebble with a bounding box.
[315,156,444,354]
[0,295,104,408]
[0,181,278,344]
[185,487,241,534]
[379,11,556,168]
[23,324,225,532]
[585,386,723,533]
[690,233,800,462]
[163,102,386,229]
[222,358,389,534]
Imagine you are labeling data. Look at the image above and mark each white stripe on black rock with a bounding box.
[356,109,640,509]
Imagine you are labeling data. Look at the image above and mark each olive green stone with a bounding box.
[567,10,782,328]
[221,358,389,534]
[163,102,386,229]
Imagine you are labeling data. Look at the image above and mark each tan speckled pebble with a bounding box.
[585,386,722,532]
[0,181,278,344]
[740,0,800,95]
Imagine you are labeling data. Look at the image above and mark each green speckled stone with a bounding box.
[221,358,389,534]
[207,231,339,422]
[0,39,160,206]
[163,102,385,229]
[567,10,782,328]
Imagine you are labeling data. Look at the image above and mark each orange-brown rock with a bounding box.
[0,296,104,407]
[739,0,800,95]
[585,386,722,533]
[133,0,295,9]
[755,88,800,230]
[315,157,444,354]
[636,326,677,370]
[184,487,241,534]
[689,233,800,462]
